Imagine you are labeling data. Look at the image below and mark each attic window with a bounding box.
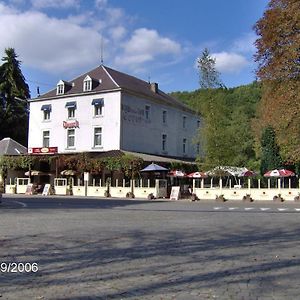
[83,75,92,92]
[57,83,64,95]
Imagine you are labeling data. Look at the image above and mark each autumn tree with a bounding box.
[254,0,300,164]
[0,48,30,146]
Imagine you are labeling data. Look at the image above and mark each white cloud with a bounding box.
[232,32,256,54]
[0,5,102,73]
[0,2,182,82]
[212,52,249,74]
[115,28,181,68]
[110,26,127,41]
[31,0,80,9]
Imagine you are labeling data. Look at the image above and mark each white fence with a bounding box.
[193,178,300,201]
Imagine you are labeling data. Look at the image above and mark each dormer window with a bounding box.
[83,75,92,92]
[57,80,65,95]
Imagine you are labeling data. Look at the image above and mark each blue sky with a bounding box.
[0,0,269,97]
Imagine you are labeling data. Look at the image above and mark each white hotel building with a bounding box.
[28,65,200,160]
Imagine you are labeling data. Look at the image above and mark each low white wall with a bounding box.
[5,185,16,194]
[110,186,131,198]
[87,186,107,197]
[55,186,68,195]
[194,187,300,201]
[72,186,86,196]
[134,187,156,198]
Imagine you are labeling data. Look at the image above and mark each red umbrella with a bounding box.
[264,169,295,177]
[168,170,186,177]
[187,171,207,178]
[239,170,257,177]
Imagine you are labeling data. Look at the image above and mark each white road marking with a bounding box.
[278,208,288,211]
[228,207,239,210]
[260,208,271,211]
[213,207,223,210]
[295,208,300,211]
[245,208,254,210]
[12,201,27,208]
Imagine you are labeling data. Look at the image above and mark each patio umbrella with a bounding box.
[140,163,168,172]
[168,170,187,177]
[60,169,77,176]
[25,170,51,176]
[187,171,208,178]
[264,169,295,177]
[239,170,257,177]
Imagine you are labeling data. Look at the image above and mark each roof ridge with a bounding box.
[104,65,150,86]
[101,65,120,88]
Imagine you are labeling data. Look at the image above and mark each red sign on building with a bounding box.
[63,120,79,128]
[28,147,58,155]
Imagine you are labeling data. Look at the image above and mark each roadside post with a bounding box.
[84,172,89,197]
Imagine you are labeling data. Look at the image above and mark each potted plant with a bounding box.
[242,194,253,202]
[216,194,225,202]
[190,193,199,201]
[273,193,284,202]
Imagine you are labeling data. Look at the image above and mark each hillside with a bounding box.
[170,82,262,170]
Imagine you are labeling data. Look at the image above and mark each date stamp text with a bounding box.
[1,262,38,273]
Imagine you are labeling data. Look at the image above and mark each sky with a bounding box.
[0,0,269,97]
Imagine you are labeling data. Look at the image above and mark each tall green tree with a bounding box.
[197,92,233,169]
[260,126,282,175]
[254,0,300,163]
[197,48,223,89]
[0,48,30,145]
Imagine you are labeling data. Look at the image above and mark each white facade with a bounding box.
[28,65,200,159]
[121,92,199,158]
[28,91,121,153]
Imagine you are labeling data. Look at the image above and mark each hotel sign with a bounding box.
[63,120,79,128]
[28,147,58,155]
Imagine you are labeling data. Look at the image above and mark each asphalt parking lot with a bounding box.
[1,195,300,299]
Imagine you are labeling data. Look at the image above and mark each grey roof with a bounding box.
[33,65,195,114]
[0,138,27,156]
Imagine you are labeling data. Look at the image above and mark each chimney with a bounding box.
[150,82,158,93]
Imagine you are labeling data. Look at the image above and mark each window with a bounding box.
[57,84,64,95]
[41,104,51,121]
[162,110,167,124]
[145,105,151,120]
[68,107,75,118]
[43,130,50,147]
[94,105,102,116]
[83,76,92,92]
[65,102,77,119]
[183,138,187,154]
[162,134,167,151]
[67,129,75,148]
[94,127,102,147]
[183,116,186,129]
[44,110,50,120]
[92,98,104,116]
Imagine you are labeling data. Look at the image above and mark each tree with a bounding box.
[254,0,300,163]
[0,48,30,145]
[260,126,282,175]
[171,82,261,170]
[197,48,223,89]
